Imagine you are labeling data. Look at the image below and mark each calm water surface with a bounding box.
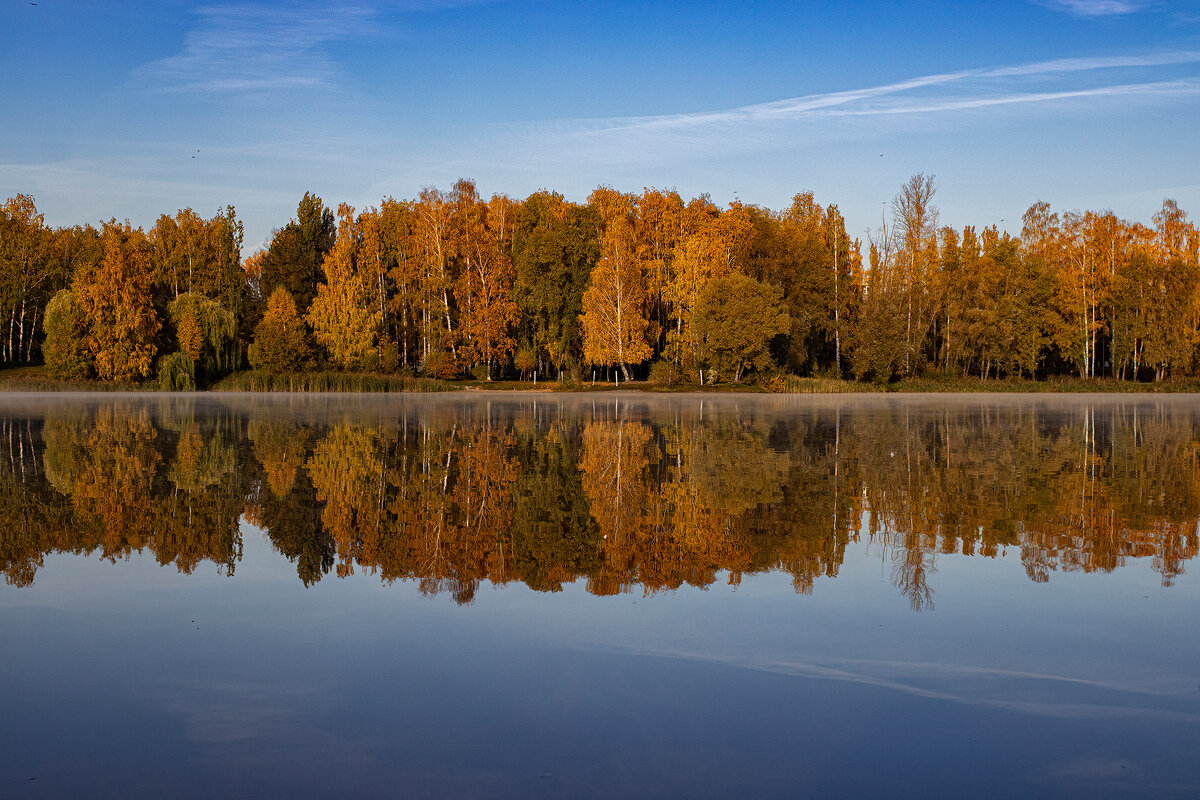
[1,392,1198,798]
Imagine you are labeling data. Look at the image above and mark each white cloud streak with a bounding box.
[1039,0,1149,16]
[134,4,376,93]
[575,51,1200,133]
[498,49,1200,169]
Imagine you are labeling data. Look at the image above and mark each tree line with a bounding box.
[0,397,1195,607]
[2,176,1198,386]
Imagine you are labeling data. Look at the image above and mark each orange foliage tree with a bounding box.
[73,221,160,381]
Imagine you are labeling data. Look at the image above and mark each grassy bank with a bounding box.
[0,365,144,392]
[5,364,1200,393]
[210,370,455,393]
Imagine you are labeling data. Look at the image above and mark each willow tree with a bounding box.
[167,292,237,380]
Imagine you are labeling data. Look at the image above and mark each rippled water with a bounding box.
[1,392,1197,798]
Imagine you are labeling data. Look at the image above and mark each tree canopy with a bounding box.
[8,177,1200,386]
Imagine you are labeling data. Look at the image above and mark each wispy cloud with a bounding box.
[1039,0,1149,16]
[578,51,1200,131]
[134,4,376,93]
[500,49,1200,168]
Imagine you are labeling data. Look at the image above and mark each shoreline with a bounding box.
[4,368,1200,395]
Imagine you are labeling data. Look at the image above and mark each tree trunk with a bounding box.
[24,307,37,362]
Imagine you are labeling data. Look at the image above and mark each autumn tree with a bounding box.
[413,184,460,373]
[307,204,382,370]
[695,272,789,383]
[891,173,941,376]
[756,193,858,373]
[453,182,520,379]
[356,206,390,350]
[662,199,753,374]
[41,289,91,379]
[150,206,244,322]
[372,196,424,369]
[935,225,965,372]
[580,188,653,380]
[976,229,1050,378]
[73,221,160,381]
[852,221,907,380]
[249,287,310,373]
[635,188,685,352]
[0,194,66,364]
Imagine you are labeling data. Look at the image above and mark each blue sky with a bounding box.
[2,0,1199,252]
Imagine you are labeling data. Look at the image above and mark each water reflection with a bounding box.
[1,394,1196,607]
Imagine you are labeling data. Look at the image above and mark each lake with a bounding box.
[1,392,1197,798]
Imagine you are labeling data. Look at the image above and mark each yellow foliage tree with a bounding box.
[455,186,519,379]
[249,286,310,373]
[663,200,752,373]
[307,204,382,370]
[580,189,652,380]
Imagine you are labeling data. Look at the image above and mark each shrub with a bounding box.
[648,359,677,387]
[514,346,537,379]
[379,340,401,374]
[421,347,460,380]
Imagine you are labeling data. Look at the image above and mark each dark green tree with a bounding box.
[511,192,601,375]
[258,193,335,315]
